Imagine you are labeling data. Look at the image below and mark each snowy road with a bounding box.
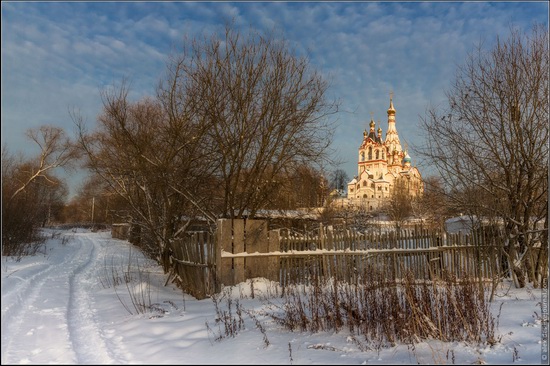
[1,232,130,364]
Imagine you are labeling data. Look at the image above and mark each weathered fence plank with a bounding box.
[267,230,280,282]
[217,219,233,287]
[233,219,245,284]
[245,219,268,279]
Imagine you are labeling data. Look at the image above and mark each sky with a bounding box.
[2,1,549,196]
[1,227,547,364]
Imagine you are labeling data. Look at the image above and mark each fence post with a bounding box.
[233,219,246,285]
[267,229,280,282]
[216,219,234,287]
[244,219,268,279]
[215,220,222,292]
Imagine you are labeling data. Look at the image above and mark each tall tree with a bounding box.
[329,168,349,193]
[75,86,213,263]
[2,125,77,257]
[161,23,339,218]
[417,24,548,287]
[76,24,338,273]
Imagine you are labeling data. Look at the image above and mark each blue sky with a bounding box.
[2,1,548,195]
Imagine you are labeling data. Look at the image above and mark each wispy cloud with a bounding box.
[2,1,547,190]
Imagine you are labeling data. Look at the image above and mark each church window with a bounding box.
[361,152,365,161]
[362,181,367,187]
[363,194,367,198]
[368,147,372,160]
[375,150,379,159]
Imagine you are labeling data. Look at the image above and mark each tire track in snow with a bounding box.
[1,240,75,327]
[1,261,67,364]
[66,233,126,364]
[2,231,133,364]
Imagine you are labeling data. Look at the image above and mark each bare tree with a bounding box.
[385,178,414,230]
[74,81,215,265]
[8,126,78,200]
[338,201,374,232]
[329,168,349,193]
[162,23,339,218]
[75,24,338,280]
[412,175,451,229]
[236,163,332,223]
[2,134,73,257]
[61,174,126,225]
[417,24,548,288]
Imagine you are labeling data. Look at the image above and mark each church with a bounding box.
[345,94,423,211]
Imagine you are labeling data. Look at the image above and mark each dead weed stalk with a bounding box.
[265,265,499,349]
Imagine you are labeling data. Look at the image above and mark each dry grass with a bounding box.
[206,288,246,341]
[265,265,500,349]
[206,287,272,347]
[98,247,165,316]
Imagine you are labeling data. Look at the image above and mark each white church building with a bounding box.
[344,94,423,211]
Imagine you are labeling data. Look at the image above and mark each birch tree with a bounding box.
[2,125,77,256]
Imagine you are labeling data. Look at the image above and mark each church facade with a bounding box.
[345,95,423,211]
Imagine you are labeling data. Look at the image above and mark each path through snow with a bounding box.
[1,231,130,364]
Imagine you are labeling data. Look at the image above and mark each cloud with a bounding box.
[2,1,548,191]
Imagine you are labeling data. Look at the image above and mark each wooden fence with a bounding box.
[167,232,217,300]
[161,219,512,299]
[111,223,130,240]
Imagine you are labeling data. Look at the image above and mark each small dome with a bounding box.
[403,152,411,163]
[387,98,395,115]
